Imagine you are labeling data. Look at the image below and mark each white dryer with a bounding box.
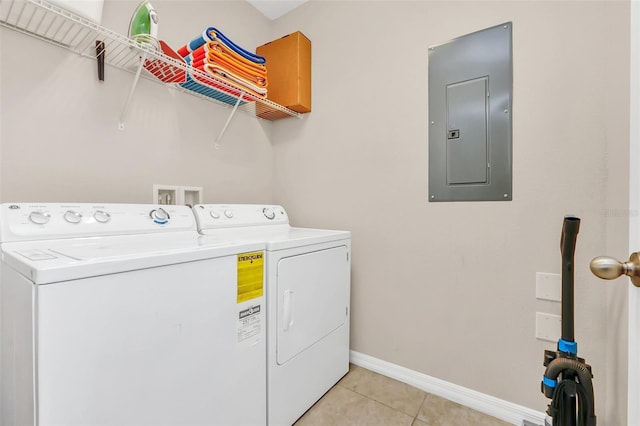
[0,203,266,426]
[193,204,351,426]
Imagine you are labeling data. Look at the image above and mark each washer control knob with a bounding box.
[210,210,221,219]
[224,209,234,219]
[150,208,170,224]
[63,210,82,224]
[29,211,51,225]
[263,208,275,220]
[94,210,111,224]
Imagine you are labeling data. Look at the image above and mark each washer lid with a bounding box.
[48,235,210,260]
[1,232,264,284]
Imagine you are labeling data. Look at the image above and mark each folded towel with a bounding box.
[190,52,267,88]
[180,71,252,106]
[188,41,267,77]
[176,27,268,103]
[200,63,267,97]
[177,27,266,65]
[184,56,267,98]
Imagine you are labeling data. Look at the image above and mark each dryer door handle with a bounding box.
[283,290,294,331]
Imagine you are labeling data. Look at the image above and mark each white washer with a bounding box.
[0,203,266,426]
[193,204,351,426]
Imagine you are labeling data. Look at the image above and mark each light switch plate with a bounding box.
[536,272,561,302]
[536,312,561,342]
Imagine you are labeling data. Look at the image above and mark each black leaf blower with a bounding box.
[541,216,596,426]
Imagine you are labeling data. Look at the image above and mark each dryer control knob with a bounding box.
[94,210,111,223]
[210,210,221,219]
[224,209,234,219]
[263,208,275,220]
[64,210,82,224]
[150,208,170,224]
[29,210,51,225]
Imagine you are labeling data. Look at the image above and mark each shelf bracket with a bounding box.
[214,90,245,149]
[118,52,148,130]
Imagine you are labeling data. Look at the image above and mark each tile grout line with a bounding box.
[337,380,428,422]
[413,393,428,426]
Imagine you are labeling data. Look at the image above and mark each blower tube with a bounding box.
[541,216,597,426]
[560,216,580,345]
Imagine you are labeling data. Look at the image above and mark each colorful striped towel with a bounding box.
[190,49,267,88]
[199,64,267,97]
[180,71,250,105]
[185,56,266,98]
[188,41,267,79]
[177,27,266,65]
[177,27,268,103]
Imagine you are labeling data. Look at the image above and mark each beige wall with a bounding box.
[0,0,275,203]
[271,0,630,423]
[0,0,632,424]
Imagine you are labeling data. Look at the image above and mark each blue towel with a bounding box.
[178,27,266,65]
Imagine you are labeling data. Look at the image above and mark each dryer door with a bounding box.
[276,245,349,365]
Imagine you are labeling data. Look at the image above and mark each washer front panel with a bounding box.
[35,257,266,425]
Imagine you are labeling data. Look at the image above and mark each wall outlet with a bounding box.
[153,185,203,207]
[536,272,561,302]
[535,312,561,342]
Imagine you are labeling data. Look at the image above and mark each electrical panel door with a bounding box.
[446,77,489,185]
[429,22,513,202]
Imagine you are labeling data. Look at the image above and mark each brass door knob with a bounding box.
[590,252,640,287]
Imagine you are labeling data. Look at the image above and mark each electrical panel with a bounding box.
[428,23,513,202]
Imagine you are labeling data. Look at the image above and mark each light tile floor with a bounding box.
[295,364,512,426]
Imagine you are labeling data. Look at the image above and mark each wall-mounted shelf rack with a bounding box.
[0,0,302,143]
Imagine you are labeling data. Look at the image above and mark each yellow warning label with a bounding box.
[237,251,264,303]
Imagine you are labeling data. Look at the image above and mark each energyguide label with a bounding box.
[237,251,264,303]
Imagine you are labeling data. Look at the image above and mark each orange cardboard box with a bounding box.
[256,31,311,120]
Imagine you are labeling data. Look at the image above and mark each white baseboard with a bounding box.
[349,350,546,426]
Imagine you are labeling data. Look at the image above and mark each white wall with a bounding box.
[271,1,630,423]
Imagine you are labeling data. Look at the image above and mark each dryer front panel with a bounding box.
[276,246,349,365]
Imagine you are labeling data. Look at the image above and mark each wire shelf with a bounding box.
[0,0,302,120]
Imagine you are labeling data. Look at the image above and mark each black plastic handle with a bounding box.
[560,216,581,343]
[96,40,105,82]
